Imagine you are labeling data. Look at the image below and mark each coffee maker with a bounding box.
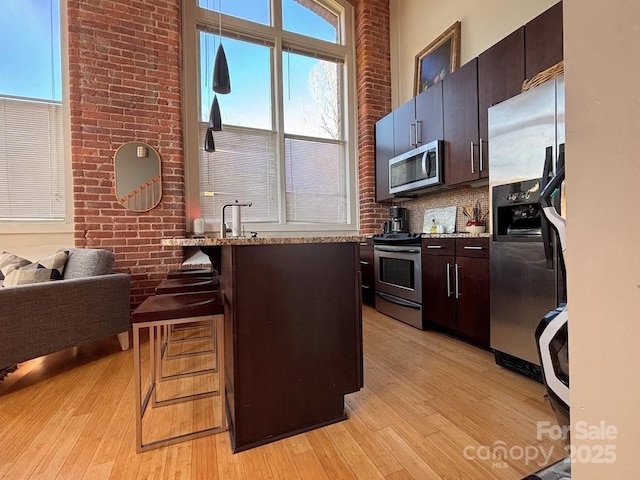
[389,206,408,233]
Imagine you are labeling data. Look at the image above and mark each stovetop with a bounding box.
[372,232,423,244]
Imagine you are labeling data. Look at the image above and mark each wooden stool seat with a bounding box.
[132,291,226,452]
[155,276,219,295]
[132,291,223,323]
[166,268,212,279]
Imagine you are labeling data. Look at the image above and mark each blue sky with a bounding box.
[0,0,62,101]
[0,0,335,123]
[198,0,338,136]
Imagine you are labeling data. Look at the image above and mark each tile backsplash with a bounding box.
[398,185,489,234]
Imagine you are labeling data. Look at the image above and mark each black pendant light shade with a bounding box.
[212,43,231,94]
[208,95,223,131]
[204,127,216,152]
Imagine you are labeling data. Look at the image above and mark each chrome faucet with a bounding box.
[220,200,253,238]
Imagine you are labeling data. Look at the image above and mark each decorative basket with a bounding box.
[522,61,564,92]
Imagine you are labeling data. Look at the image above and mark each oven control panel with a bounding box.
[372,233,423,244]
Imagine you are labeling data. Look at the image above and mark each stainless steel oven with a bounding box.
[374,238,422,329]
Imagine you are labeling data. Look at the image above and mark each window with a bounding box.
[183,0,357,233]
[0,0,66,222]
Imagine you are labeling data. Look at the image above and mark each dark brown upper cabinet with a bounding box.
[375,111,394,202]
[375,83,443,201]
[525,1,563,80]
[394,82,444,155]
[443,58,481,186]
[478,27,526,180]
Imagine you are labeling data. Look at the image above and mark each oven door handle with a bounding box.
[374,246,421,254]
[376,292,421,310]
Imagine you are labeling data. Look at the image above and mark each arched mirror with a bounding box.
[114,141,162,212]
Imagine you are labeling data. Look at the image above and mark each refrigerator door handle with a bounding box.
[541,146,555,269]
[542,146,554,189]
[554,144,565,213]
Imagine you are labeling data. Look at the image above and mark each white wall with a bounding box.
[0,232,73,260]
[389,0,558,107]
[565,0,640,477]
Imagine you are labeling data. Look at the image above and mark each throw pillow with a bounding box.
[0,251,31,287]
[3,250,70,287]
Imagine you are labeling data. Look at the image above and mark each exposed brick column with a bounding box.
[67,0,185,307]
[352,0,392,234]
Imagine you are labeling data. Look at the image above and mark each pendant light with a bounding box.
[204,127,216,152]
[208,95,222,131]
[212,0,231,94]
[204,0,230,153]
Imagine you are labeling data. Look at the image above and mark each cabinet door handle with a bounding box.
[359,242,368,247]
[410,121,417,147]
[455,264,461,299]
[416,119,423,145]
[463,246,484,250]
[360,260,370,265]
[470,141,475,174]
[479,137,485,172]
[446,262,452,298]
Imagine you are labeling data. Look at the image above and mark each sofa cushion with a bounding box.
[3,250,70,286]
[0,252,31,287]
[62,248,115,279]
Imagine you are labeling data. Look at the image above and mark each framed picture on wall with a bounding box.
[414,21,461,96]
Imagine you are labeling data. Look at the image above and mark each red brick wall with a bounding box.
[353,0,392,234]
[67,0,391,306]
[67,0,185,307]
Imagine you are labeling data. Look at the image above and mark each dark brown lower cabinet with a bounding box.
[221,242,363,453]
[422,237,490,347]
[422,243,456,330]
[360,240,375,306]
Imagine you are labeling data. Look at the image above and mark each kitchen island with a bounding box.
[161,236,364,452]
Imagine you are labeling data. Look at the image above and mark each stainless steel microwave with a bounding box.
[389,140,443,194]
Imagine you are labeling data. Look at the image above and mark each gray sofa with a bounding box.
[0,248,131,368]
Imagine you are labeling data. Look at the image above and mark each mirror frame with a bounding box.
[114,141,163,212]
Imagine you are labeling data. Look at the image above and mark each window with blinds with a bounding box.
[0,0,65,223]
[198,123,278,223]
[187,0,356,231]
[0,98,65,220]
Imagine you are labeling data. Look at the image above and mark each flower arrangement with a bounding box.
[462,200,488,226]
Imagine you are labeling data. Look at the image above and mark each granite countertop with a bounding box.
[362,232,491,240]
[421,232,491,239]
[161,235,366,247]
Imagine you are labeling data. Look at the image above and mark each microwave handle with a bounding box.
[421,150,432,178]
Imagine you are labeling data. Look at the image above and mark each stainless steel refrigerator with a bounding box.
[488,76,565,379]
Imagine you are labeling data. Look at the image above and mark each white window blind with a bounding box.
[285,137,346,223]
[0,97,65,220]
[198,123,278,224]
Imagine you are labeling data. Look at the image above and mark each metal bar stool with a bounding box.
[131,290,226,452]
[155,276,220,375]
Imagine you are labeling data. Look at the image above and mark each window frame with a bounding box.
[182,0,358,235]
[0,0,73,235]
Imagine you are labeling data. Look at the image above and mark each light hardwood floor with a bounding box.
[0,306,565,479]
